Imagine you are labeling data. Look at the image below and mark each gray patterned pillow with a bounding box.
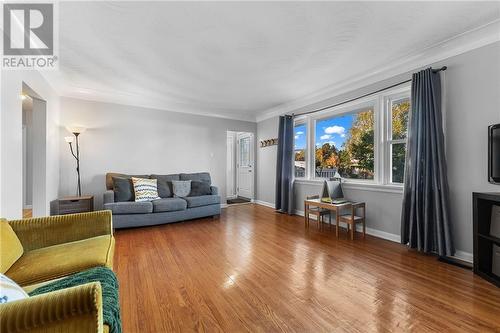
[172,180,191,197]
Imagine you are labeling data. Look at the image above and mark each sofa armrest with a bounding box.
[0,282,103,333]
[8,210,113,252]
[103,190,115,204]
[210,186,219,195]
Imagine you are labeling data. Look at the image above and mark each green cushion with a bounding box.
[6,235,114,286]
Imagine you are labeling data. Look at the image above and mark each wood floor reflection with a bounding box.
[114,204,500,332]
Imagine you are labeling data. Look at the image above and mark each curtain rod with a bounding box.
[292,66,447,118]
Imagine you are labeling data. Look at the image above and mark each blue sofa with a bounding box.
[103,172,220,229]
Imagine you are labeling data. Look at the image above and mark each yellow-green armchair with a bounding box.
[0,210,115,333]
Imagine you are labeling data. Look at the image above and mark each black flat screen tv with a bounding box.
[489,124,500,184]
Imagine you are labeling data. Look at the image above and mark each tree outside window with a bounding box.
[390,98,410,183]
[294,123,306,178]
[315,108,375,180]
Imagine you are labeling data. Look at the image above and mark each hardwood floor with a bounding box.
[114,204,500,332]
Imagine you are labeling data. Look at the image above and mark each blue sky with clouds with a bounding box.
[294,114,355,150]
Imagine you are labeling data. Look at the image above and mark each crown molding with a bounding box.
[255,19,500,123]
[59,91,257,123]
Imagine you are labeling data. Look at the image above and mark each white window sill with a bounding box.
[293,178,404,194]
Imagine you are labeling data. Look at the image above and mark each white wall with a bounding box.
[255,42,500,258]
[58,97,256,209]
[256,116,278,205]
[22,98,34,207]
[1,71,60,219]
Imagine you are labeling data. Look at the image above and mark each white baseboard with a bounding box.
[453,250,473,263]
[294,209,401,243]
[23,205,33,209]
[221,203,228,209]
[254,200,275,209]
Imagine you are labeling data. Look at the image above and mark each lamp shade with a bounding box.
[64,136,74,143]
[333,171,341,179]
[66,126,86,135]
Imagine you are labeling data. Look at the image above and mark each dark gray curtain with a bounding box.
[401,68,455,257]
[276,115,294,214]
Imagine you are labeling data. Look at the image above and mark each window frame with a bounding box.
[383,89,411,185]
[293,84,410,189]
[293,120,308,179]
[312,98,378,183]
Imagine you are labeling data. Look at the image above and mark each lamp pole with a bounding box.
[68,132,82,196]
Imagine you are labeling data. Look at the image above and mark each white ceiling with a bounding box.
[50,1,500,121]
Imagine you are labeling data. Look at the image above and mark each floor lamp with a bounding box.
[65,127,86,196]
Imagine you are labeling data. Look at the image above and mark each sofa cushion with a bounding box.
[103,201,153,215]
[0,273,29,303]
[189,181,212,196]
[106,173,149,190]
[1,220,24,274]
[184,195,220,208]
[112,177,135,202]
[132,177,160,202]
[152,198,187,213]
[172,180,191,198]
[180,172,211,184]
[6,235,114,286]
[151,174,179,198]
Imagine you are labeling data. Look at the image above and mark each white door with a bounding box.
[237,133,254,199]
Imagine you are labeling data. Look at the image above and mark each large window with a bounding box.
[315,107,374,180]
[293,86,410,187]
[294,123,307,178]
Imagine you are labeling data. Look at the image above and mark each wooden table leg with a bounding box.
[335,209,339,238]
[304,203,308,228]
[351,222,354,240]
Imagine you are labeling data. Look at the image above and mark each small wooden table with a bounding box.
[50,195,94,216]
[304,198,365,238]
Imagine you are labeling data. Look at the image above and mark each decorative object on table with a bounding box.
[260,138,278,147]
[401,67,454,257]
[322,180,344,200]
[331,171,342,181]
[131,177,160,202]
[64,126,86,196]
[50,195,94,215]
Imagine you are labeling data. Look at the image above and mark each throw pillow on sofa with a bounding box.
[112,177,135,202]
[172,180,191,197]
[131,177,161,202]
[0,273,28,304]
[189,180,211,196]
